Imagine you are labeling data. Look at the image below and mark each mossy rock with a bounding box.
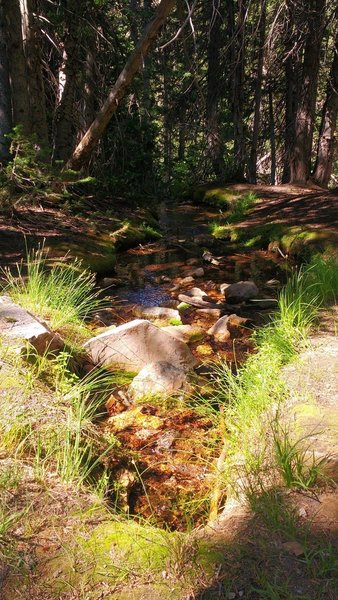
[280,228,338,258]
[192,184,239,207]
[47,238,116,275]
[228,223,337,258]
[113,222,162,250]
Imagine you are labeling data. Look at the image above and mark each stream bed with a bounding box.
[94,200,287,529]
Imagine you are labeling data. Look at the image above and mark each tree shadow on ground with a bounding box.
[193,486,338,600]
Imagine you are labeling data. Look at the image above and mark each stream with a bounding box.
[95,200,286,530]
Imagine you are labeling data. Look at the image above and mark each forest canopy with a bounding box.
[0,0,337,191]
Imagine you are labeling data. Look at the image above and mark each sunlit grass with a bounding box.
[198,256,338,502]
[2,243,107,335]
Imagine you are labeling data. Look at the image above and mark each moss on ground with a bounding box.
[192,184,240,207]
[46,217,162,275]
[34,518,224,599]
[214,221,337,259]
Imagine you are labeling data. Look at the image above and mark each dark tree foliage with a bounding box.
[0,0,336,189]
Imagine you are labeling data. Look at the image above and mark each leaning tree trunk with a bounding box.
[20,0,49,149]
[206,0,226,178]
[312,34,338,187]
[0,1,12,161]
[289,0,326,184]
[3,0,31,134]
[66,0,175,172]
[248,0,266,184]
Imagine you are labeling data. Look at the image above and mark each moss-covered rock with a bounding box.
[192,184,240,207]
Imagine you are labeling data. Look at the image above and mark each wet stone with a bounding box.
[222,280,259,303]
[196,308,222,319]
[207,315,231,341]
[178,293,219,309]
[189,267,204,277]
[93,308,116,326]
[184,287,207,298]
[132,305,181,324]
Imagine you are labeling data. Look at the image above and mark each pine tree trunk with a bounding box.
[0,1,12,161]
[230,0,247,181]
[53,18,81,162]
[66,0,175,172]
[313,35,338,187]
[20,0,49,148]
[248,0,266,184]
[206,0,226,178]
[3,0,31,134]
[268,86,276,185]
[289,0,326,184]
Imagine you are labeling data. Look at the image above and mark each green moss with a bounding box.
[209,222,229,239]
[110,369,137,386]
[280,228,337,258]
[47,238,117,275]
[168,318,182,326]
[36,518,224,598]
[227,223,286,247]
[113,220,162,250]
[192,184,239,207]
[177,302,192,311]
[224,223,337,257]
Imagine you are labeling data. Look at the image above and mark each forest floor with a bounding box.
[0,183,337,274]
[0,319,337,599]
[0,183,337,599]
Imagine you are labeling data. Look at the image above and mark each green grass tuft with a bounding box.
[2,243,108,340]
[199,256,338,499]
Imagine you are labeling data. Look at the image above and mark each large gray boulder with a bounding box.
[129,361,187,400]
[0,295,64,354]
[84,319,197,372]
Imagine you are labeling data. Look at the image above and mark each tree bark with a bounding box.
[53,4,82,163]
[248,0,266,184]
[206,0,226,178]
[268,86,276,185]
[229,0,247,181]
[0,1,12,161]
[289,0,326,184]
[20,0,49,148]
[313,34,338,187]
[66,0,175,172]
[3,0,31,134]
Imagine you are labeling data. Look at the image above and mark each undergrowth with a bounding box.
[0,341,119,488]
[209,192,257,240]
[2,243,107,345]
[202,255,338,506]
[0,253,337,598]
